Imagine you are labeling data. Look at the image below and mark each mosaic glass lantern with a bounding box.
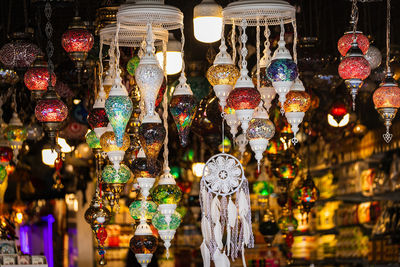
[267,31,298,110]
[138,122,165,164]
[152,172,182,205]
[105,74,133,147]
[206,39,240,108]
[84,196,112,229]
[170,75,197,147]
[0,32,40,69]
[85,130,101,150]
[152,210,181,231]
[102,164,131,184]
[0,65,18,86]
[337,31,369,57]
[131,149,162,179]
[373,72,400,143]
[100,128,130,170]
[299,174,319,214]
[365,45,382,70]
[61,16,94,69]
[127,55,140,76]
[272,158,298,187]
[24,55,56,98]
[283,79,311,144]
[277,213,298,233]
[129,198,158,221]
[130,222,158,266]
[87,86,109,139]
[4,112,27,161]
[338,40,371,109]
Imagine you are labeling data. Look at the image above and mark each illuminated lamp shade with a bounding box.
[152,172,182,205]
[0,146,12,166]
[277,213,298,233]
[0,32,40,69]
[102,164,131,184]
[373,72,400,143]
[337,31,369,57]
[272,158,298,186]
[138,121,166,164]
[327,103,349,128]
[0,65,18,86]
[129,198,158,221]
[100,128,130,170]
[267,32,298,110]
[283,79,311,144]
[24,55,56,99]
[84,196,112,228]
[365,45,382,70]
[85,130,101,150]
[170,75,197,147]
[152,209,181,257]
[130,222,158,266]
[136,26,164,121]
[105,74,133,147]
[87,85,109,139]
[246,105,275,170]
[252,59,276,113]
[224,107,239,139]
[61,16,94,69]
[193,0,222,43]
[206,38,240,108]
[127,55,140,76]
[156,33,182,75]
[4,112,27,161]
[338,41,371,109]
[131,149,161,179]
[299,174,319,214]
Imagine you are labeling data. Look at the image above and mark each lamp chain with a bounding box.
[44,1,54,87]
[292,20,298,64]
[162,39,169,172]
[386,0,391,73]
[351,0,359,40]
[240,19,248,77]
[232,22,236,64]
[264,22,270,63]
[256,20,260,91]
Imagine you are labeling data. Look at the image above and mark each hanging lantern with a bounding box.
[138,121,166,164]
[152,172,182,205]
[193,0,223,43]
[365,45,382,70]
[224,107,239,140]
[338,40,371,110]
[170,75,197,147]
[373,72,400,143]
[102,164,131,184]
[246,106,275,170]
[129,197,158,222]
[337,31,369,57]
[277,212,298,234]
[85,130,101,150]
[100,127,130,170]
[267,27,298,111]
[135,25,164,122]
[24,55,56,99]
[132,148,160,199]
[130,222,158,267]
[105,74,133,147]
[206,39,240,109]
[35,87,68,140]
[127,55,140,76]
[299,174,319,214]
[259,208,279,246]
[283,79,311,144]
[84,195,112,230]
[272,157,298,187]
[152,209,181,258]
[4,112,27,161]
[0,32,40,69]
[87,86,109,139]
[0,146,12,166]
[61,16,94,69]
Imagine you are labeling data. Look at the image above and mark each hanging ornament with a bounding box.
[105,73,133,147]
[253,159,274,198]
[200,153,254,266]
[4,112,27,162]
[85,130,101,150]
[206,38,240,109]
[267,24,298,113]
[246,105,275,170]
[102,164,131,210]
[100,125,130,170]
[129,196,158,222]
[283,79,311,144]
[88,85,109,139]
[61,16,94,69]
[277,211,298,233]
[170,74,197,147]
[365,45,382,70]
[138,120,165,164]
[259,207,279,246]
[130,221,158,267]
[24,55,56,99]
[84,195,112,230]
[135,24,164,122]
[299,173,319,215]
[224,107,239,140]
[227,20,261,133]
[372,0,400,143]
[272,157,298,187]
[338,31,369,57]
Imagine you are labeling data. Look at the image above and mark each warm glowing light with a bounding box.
[327,113,349,127]
[73,99,81,105]
[57,138,72,153]
[193,0,222,43]
[42,148,58,166]
[156,51,182,75]
[192,162,205,177]
[15,212,23,224]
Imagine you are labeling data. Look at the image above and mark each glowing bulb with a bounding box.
[15,212,23,224]
[156,33,182,75]
[192,162,205,177]
[193,0,223,43]
[57,137,72,153]
[42,148,58,166]
[327,113,349,127]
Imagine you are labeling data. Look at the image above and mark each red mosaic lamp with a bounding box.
[24,55,56,99]
[61,16,94,69]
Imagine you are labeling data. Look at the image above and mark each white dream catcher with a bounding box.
[200,154,254,267]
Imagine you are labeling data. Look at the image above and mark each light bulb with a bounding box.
[57,137,72,153]
[42,148,58,166]
[156,33,182,75]
[192,162,205,177]
[193,0,223,43]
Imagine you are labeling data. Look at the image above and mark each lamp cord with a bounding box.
[44,0,54,89]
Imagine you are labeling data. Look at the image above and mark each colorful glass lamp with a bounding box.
[130,221,158,267]
[24,55,56,99]
[100,124,130,170]
[4,112,27,162]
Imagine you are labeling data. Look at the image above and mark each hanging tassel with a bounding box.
[213,249,230,267]
[214,220,223,249]
[238,189,250,245]
[201,240,211,267]
[201,187,209,215]
[241,243,247,267]
[227,197,237,256]
[211,196,223,249]
[201,216,212,244]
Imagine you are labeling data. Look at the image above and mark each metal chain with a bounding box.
[292,20,298,64]
[351,0,359,40]
[256,20,260,90]
[45,1,54,86]
[386,0,391,73]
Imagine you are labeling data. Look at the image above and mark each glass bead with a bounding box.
[152,184,182,205]
[138,123,166,163]
[247,118,275,140]
[152,210,181,231]
[206,64,240,86]
[337,32,369,57]
[87,108,108,129]
[170,94,197,147]
[227,87,261,110]
[338,56,371,80]
[283,91,311,113]
[267,59,298,82]
[105,96,133,147]
[373,86,400,109]
[102,164,131,184]
[100,131,130,152]
[129,200,158,220]
[130,234,158,254]
[85,130,101,149]
[35,99,68,122]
